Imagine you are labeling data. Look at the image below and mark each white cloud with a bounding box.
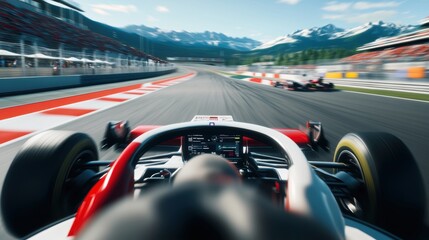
[91,4,138,15]
[146,15,158,23]
[278,0,300,5]
[156,6,170,13]
[345,10,397,23]
[321,1,401,23]
[93,8,109,16]
[249,32,262,38]
[353,1,401,10]
[323,14,344,20]
[323,2,352,12]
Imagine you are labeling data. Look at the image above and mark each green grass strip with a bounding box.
[214,71,253,79]
[337,86,429,102]
[218,71,428,102]
[230,75,251,79]
[217,71,235,76]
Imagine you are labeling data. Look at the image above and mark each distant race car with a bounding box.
[277,75,335,91]
[273,80,286,88]
[1,116,425,239]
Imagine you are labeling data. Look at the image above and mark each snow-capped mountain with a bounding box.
[292,24,344,39]
[254,21,416,51]
[331,21,415,39]
[118,21,416,58]
[124,25,261,51]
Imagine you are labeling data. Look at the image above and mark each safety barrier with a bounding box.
[229,70,429,94]
[241,69,428,81]
[407,67,426,79]
[325,72,343,79]
[0,68,176,96]
[345,72,359,78]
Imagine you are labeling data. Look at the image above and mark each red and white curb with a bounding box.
[0,72,196,146]
[230,71,304,82]
[220,71,279,87]
[235,71,283,79]
[239,77,275,86]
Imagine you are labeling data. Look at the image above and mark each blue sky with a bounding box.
[72,0,429,43]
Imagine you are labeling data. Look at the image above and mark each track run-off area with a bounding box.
[0,65,428,239]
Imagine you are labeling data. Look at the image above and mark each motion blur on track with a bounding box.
[0,67,428,239]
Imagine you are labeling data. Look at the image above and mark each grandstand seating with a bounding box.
[341,43,429,63]
[340,51,382,62]
[0,1,165,63]
[360,28,429,51]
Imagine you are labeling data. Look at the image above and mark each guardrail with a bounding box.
[230,71,429,95]
[326,78,429,94]
[0,65,175,78]
[0,68,177,96]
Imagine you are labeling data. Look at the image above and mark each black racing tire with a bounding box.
[1,130,99,238]
[291,82,298,90]
[334,132,425,239]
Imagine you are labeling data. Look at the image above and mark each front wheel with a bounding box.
[334,132,425,239]
[1,130,99,237]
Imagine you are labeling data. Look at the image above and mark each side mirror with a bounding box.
[306,121,329,151]
[101,121,131,151]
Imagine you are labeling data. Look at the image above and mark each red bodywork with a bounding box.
[129,125,310,147]
[69,142,139,236]
[68,125,310,236]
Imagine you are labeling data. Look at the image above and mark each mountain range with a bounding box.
[252,21,416,55]
[124,25,261,51]
[254,21,415,50]
[123,21,416,56]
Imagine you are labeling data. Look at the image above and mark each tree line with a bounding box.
[225,48,356,66]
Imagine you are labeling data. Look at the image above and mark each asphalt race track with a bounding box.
[0,66,428,239]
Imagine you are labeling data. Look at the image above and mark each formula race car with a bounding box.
[286,75,335,91]
[1,116,425,239]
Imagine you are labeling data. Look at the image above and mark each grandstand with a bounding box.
[341,16,429,63]
[0,0,168,77]
[358,16,429,51]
